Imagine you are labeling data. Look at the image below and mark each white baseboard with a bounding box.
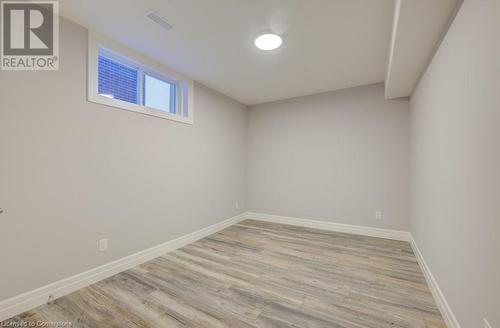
[0,213,246,322]
[2,211,459,328]
[409,237,461,328]
[245,212,412,241]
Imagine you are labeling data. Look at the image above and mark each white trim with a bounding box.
[384,0,401,99]
[0,213,246,322]
[87,31,194,124]
[245,212,412,241]
[409,237,461,328]
[1,212,460,328]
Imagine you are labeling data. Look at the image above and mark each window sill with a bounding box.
[88,94,194,124]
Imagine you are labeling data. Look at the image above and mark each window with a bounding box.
[98,52,138,104]
[88,33,193,124]
[143,74,175,113]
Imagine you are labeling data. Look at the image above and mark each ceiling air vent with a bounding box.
[146,11,173,31]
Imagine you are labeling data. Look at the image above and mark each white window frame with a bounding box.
[88,32,194,124]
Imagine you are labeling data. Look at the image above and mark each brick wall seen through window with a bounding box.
[98,55,138,104]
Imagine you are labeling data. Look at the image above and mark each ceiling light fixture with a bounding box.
[254,33,282,51]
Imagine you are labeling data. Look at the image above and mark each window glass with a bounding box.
[143,74,176,113]
[98,54,138,104]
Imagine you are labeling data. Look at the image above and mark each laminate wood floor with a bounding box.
[2,220,446,328]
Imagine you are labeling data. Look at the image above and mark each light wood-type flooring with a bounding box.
[2,220,445,327]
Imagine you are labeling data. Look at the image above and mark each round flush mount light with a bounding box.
[254,33,283,51]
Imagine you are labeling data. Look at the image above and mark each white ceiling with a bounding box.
[385,0,461,99]
[60,0,394,105]
[59,0,460,105]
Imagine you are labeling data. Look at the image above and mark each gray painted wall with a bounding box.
[247,84,410,230]
[410,0,500,326]
[0,19,247,300]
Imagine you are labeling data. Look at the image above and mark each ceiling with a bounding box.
[59,0,460,105]
[385,0,462,99]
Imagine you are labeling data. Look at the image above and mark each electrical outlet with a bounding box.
[99,238,108,252]
[375,211,383,220]
[484,318,492,328]
[235,201,239,209]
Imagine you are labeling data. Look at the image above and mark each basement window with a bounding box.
[88,33,193,124]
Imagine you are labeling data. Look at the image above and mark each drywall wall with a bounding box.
[0,18,247,301]
[410,0,500,326]
[247,84,410,230]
